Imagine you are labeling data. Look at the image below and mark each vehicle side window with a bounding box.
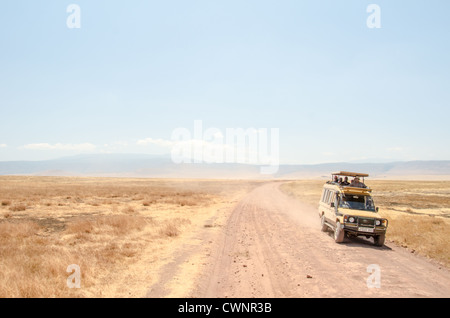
[326,190,333,204]
[321,189,327,203]
[330,191,336,204]
[324,190,330,204]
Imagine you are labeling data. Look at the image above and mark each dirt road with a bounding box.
[147,182,450,298]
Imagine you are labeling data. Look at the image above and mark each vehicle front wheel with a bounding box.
[334,221,345,243]
[374,234,385,247]
[321,215,328,232]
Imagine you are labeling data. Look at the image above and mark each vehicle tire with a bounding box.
[374,234,385,247]
[321,215,328,232]
[334,221,345,243]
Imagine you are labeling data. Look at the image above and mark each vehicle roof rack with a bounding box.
[332,171,369,177]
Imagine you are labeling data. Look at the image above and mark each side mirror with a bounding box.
[330,202,335,208]
[376,207,379,212]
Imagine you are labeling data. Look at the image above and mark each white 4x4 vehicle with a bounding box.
[318,171,388,246]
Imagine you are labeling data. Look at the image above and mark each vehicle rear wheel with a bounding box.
[334,221,345,243]
[321,215,328,232]
[374,234,385,247]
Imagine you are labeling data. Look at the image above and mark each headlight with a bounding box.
[375,220,381,226]
[349,217,355,223]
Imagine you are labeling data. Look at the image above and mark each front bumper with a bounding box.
[343,216,388,236]
[344,223,387,235]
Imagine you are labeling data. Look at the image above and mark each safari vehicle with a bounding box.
[318,171,388,246]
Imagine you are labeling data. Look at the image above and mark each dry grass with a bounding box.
[158,218,192,238]
[9,204,27,212]
[65,215,147,236]
[0,176,259,297]
[281,180,450,268]
[0,221,87,297]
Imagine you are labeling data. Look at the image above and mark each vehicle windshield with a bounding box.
[339,194,376,212]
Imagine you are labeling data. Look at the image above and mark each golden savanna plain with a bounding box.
[0,176,449,297]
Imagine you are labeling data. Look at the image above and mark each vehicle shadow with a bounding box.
[324,230,392,251]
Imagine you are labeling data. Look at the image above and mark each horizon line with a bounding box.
[0,152,449,166]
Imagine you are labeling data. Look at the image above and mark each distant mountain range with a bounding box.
[1,154,450,180]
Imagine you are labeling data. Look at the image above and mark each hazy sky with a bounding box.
[1,0,449,164]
